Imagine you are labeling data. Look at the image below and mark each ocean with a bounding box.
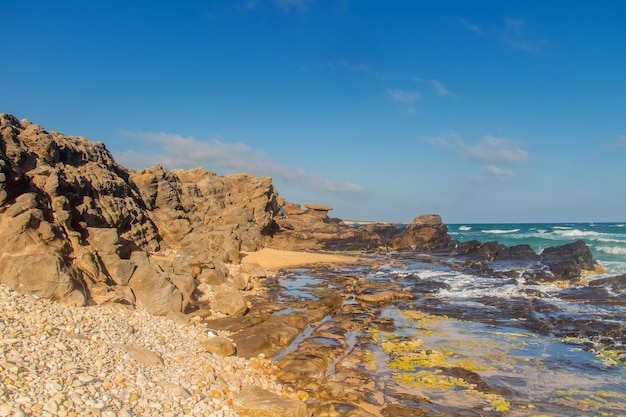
[275,222,626,415]
[447,222,626,275]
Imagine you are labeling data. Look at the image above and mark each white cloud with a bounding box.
[612,135,626,148]
[461,135,528,165]
[117,132,366,193]
[457,18,482,33]
[501,18,545,53]
[387,89,420,114]
[387,88,420,103]
[413,78,455,98]
[485,165,514,178]
[426,133,529,178]
[431,80,453,97]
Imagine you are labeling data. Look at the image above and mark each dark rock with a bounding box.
[589,274,626,292]
[539,240,601,282]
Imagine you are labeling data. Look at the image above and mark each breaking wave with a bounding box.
[596,246,626,255]
[482,229,520,234]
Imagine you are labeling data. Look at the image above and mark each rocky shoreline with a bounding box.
[2,114,623,416]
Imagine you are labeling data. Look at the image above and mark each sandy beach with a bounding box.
[240,248,364,271]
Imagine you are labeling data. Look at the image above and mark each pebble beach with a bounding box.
[0,284,290,417]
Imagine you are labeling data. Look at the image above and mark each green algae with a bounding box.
[363,349,377,371]
[372,309,512,414]
[371,308,626,416]
[391,370,510,413]
[554,389,626,415]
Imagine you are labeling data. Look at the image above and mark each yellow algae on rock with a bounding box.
[381,337,424,354]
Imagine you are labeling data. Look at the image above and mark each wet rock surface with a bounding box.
[205,254,626,416]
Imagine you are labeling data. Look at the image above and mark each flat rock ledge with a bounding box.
[233,386,310,417]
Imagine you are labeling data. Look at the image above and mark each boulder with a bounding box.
[211,284,248,316]
[0,252,85,306]
[539,240,601,282]
[387,214,452,251]
[200,337,236,357]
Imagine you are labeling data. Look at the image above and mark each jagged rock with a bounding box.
[233,385,310,417]
[0,113,279,314]
[538,240,601,283]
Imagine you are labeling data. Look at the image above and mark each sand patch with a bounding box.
[240,248,363,271]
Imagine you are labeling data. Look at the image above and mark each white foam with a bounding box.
[482,228,520,234]
[459,226,472,231]
[597,237,626,244]
[416,270,454,280]
[553,229,601,238]
[435,283,522,299]
[596,246,626,255]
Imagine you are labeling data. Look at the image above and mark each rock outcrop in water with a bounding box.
[0,113,278,315]
[265,210,452,252]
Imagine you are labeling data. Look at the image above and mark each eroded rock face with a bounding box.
[0,113,278,313]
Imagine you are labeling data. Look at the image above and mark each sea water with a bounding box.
[448,222,626,275]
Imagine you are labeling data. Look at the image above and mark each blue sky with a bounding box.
[2,1,625,223]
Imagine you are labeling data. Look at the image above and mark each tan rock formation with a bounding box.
[304,203,333,212]
[0,113,278,315]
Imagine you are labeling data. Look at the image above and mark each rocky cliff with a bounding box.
[0,113,278,315]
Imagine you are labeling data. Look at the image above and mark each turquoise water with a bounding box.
[448,222,626,275]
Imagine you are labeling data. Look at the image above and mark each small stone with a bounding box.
[43,399,58,413]
[68,393,83,405]
[157,381,191,398]
[45,381,63,395]
[55,342,68,351]
[0,404,14,417]
[120,344,164,366]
